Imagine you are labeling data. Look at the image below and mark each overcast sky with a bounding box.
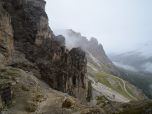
[45,0,152,54]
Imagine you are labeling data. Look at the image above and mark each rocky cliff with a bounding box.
[58,29,115,74]
[60,29,112,65]
[0,0,14,65]
[0,0,88,100]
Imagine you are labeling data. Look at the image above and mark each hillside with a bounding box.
[0,0,152,114]
[113,66,152,99]
[108,44,152,99]
[58,29,147,102]
[108,44,152,72]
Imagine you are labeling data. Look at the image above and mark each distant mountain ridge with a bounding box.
[108,44,152,72]
[108,44,152,99]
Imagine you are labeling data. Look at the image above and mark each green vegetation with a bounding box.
[126,84,141,100]
[11,93,16,99]
[118,109,146,114]
[118,102,152,114]
[87,81,92,102]
[5,72,20,77]
[0,69,7,72]
[22,85,30,91]
[0,84,3,90]
[94,72,136,100]
[113,66,152,99]
[96,96,108,105]
[10,68,20,72]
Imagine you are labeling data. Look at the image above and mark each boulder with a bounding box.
[62,96,75,108]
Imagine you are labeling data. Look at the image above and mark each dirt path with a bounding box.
[111,75,138,101]
[122,80,138,100]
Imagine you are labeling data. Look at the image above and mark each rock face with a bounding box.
[0,0,88,100]
[63,29,112,65]
[0,86,12,103]
[0,0,14,65]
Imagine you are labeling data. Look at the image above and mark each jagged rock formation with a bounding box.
[62,29,112,65]
[58,29,116,74]
[0,0,88,100]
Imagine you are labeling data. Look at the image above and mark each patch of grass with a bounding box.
[122,104,132,109]
[96,96,108,105]
[94,72,135,101]
[5,72,21,77]
[10,68,20,72]
[0,69,7,72]
[22,85,30,91]
[87,81,92,102]
[11,93,16,99]
[0,84,3,90]
[126,84,140,100]
[145,102,152,109]
[0,75,9,79]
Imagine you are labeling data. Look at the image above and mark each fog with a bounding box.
[113,62,138,72]
[45,0,152,55]
[142,62,152,73]
[150,84,152,91]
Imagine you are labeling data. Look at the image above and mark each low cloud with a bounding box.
[113,62,138,72]
[150,84,152,91]
[54,29,90,50]
[142,62,152,73]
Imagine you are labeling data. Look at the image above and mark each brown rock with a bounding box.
[0,1,14,65]
[2,0,88,100]
[62,96,75,108]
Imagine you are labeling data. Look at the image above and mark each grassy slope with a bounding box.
[125,84,141,100]
[94,72,141,101]
[113,65,152,99]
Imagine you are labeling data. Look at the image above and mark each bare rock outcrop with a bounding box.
[63,29,112,65]
[1,0,88,100]
[0,1,14,65]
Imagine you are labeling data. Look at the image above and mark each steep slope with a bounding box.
[2,0,88,100]
[108,44,152,99]
[0,0,151,113]
[87,67,147,104]
[112,66,152,99]
[56,29,147,103]
[57,29,117,74]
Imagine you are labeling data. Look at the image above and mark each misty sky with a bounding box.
[45,0,152,54]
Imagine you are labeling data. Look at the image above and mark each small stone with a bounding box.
[12,82,16,85]
[16,80,20,83]
[12,101,16,104]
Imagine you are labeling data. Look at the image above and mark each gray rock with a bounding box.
[2,0,88,100]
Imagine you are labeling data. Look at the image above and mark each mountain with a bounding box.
[0,0,88,113]
[108,44,152,99]
[108,44,152,72]
[57,29,147,103]
[55,29,117,74]
[0,0,151,114]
